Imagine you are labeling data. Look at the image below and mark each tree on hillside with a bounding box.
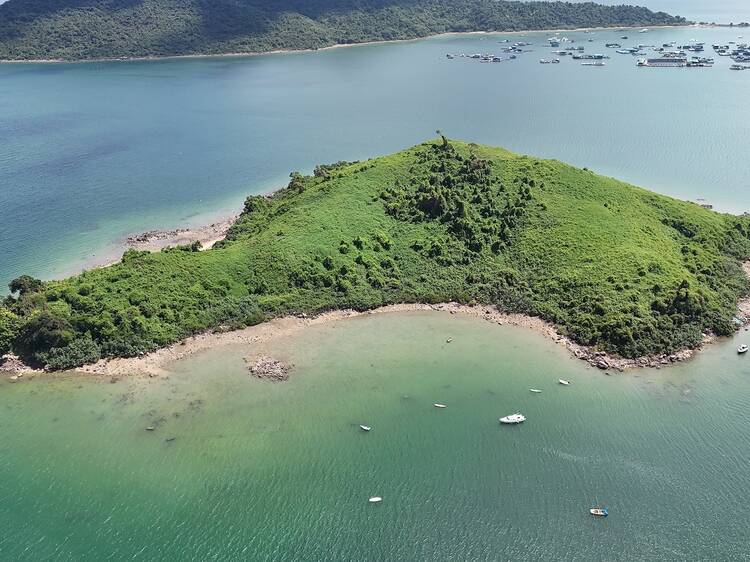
[8,275,42,296]
[0,307,19,356]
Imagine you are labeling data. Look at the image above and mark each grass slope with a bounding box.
[3,139,749,369]
[0,0,686,61]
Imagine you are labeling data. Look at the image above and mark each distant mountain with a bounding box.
[0,0,687,61]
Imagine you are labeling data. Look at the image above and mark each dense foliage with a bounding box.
[0,307,19,357]
[0,0,687,60]
[2,139,748,369]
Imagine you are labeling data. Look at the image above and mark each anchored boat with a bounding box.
[559,379,571,386]
[590,507,609,517]
[739,345,748,354]
[529,389,542,393]
[499,413,526,424]
[434,403,447,409]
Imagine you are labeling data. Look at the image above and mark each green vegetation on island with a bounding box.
[2,139,749,370]
[0,0,687,61]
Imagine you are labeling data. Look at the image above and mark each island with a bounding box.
[0,0,687,61]
[1,138,749,371]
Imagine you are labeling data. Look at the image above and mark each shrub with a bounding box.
[0,307,19,356]
[43,335,101,370]
[13,311,74,365]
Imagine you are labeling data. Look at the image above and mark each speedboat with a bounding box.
[359,425,372,432]
[499,413,526,424]
[558,379,571,386]
[529,389,542,393]
[590,507,608,517]
[739,345,748,354]
[369,496,383,503]
[434,403,447,408]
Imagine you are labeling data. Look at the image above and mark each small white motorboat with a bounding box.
[590,507,609,517]
[369,496,383,503]
[529,389,542,393]
[738,345,748,354]
[359,425,372,432]
[434,403,447,409]
[558,379,571,386]
[499,413,526,424]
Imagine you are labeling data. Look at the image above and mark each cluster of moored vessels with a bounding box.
[713,41,750,62]
[446,32,749,72]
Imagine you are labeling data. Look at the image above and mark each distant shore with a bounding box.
[0,23,696,65]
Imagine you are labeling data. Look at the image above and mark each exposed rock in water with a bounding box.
[247,356,291,382]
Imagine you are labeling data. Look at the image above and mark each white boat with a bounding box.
[434,403,447,409]
[590,507,608,517]
[529,389,542,393]
[558,379,571,386]
[369,496,383,503]
[359,425,372,432]
[499,413,526,424]
[739,345,748,354]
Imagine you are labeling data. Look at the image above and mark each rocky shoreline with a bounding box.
[3,262,749,380]
[125,216,237,253]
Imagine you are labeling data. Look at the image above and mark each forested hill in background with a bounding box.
[0,0,687,61]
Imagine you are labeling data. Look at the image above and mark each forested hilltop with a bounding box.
[0,0,686,61]
[1,139,748,370]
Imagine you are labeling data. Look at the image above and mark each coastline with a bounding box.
[0,23,694,65]
[4,269,748,380]
[123,215,237,253]
[66,214,239,275]
[74,291,750,378]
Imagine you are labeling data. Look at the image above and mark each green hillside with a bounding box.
[0,0,686,61]
[2,139,749,369]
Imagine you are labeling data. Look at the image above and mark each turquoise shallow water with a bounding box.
[1,25,749,289]
[1,311,749,560]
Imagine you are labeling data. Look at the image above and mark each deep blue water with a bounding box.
[1,25,749,290]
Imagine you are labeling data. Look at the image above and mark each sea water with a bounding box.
[1,311,749,560]
[1,25,749,290]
